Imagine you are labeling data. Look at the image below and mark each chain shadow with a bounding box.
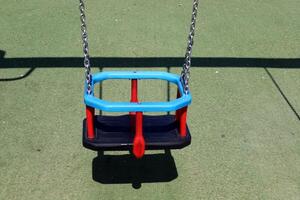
[0,67,35,81]
[92,150,178,189]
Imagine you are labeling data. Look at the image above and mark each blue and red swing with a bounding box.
[79,0,199,158]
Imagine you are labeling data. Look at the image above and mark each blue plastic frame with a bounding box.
[84,71,192,112]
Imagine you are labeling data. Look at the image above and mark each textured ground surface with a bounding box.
[0,0,299,199]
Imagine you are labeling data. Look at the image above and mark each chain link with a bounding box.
[181,0,199,94]
[79,0,92,94]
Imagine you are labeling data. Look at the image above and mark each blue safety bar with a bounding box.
[84,71,192,112]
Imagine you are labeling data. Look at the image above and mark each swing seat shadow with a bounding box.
[92,150,178,189]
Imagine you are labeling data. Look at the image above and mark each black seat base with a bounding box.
[83,115,191,151]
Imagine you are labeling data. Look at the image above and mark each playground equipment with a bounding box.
[79,0,199,158]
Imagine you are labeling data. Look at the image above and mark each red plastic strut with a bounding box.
[86,106,95,139]
[130,79,138,128]
[133,112,145,158]
[178,107,188,137]
[175,89,181,121]
[130,79,138,102]
[175,89,187,137]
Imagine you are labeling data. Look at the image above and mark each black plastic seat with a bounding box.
[83,115,191,151]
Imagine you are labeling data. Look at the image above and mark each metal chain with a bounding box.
[79,0,198,95]
[181,0,199,94]
[79,0,92,94]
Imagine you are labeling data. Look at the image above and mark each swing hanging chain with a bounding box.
[181,0,199,94]
[79,0,198,95]
[79,0,92,95]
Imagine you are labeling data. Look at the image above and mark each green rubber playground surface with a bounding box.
[0,0,299,199]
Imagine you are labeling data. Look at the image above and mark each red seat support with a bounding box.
[175,90,187,137]
[86,106,95,139]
